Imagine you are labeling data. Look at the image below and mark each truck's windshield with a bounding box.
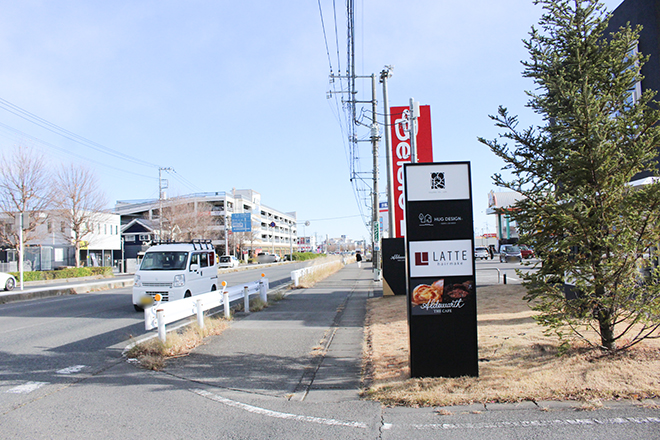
[140,252,189,270]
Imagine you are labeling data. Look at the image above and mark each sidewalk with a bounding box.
[163,262,382,403]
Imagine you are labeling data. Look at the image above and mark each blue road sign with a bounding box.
[231,213,252,232]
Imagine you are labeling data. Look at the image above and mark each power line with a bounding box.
[317,0,333,73]
[306,214,363,222]
[0,97,159,168]
[0,97,212,197]
[0,121,157,181]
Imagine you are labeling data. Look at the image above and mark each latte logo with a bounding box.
[409,239,474,277]
[414,252,429,266]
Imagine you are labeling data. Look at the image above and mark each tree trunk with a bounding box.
[597,308,616,351]
[75,242,81,268]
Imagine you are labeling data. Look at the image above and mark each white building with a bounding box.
[0,211,121,271]
[486,190,525,245]
[114,189,298,258]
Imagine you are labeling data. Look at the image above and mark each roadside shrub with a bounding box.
[292,252,324,261]
[9,266,113,281]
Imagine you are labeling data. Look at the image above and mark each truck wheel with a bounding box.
[133,304,142,312]
[184,291,192,298]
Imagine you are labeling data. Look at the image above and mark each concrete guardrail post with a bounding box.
[243,286,250,314]
[157,309,166,342]
[221,281,230,319]
[196,299,204,328]
[259,273,267,302]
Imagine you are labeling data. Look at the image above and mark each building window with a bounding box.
[47,221,52,234]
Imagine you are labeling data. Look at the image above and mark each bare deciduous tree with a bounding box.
[54,164,108,267]
[0,144,53,250]
[161,199,218,242]
[229,229,259,259]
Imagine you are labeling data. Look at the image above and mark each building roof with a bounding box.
[486,190,526,214]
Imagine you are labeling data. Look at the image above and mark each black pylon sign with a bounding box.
[404,162,478,378]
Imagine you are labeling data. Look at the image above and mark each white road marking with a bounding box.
[191,389,368,429]
[411,417,660,430]
[56,365,87,375]
[7,381,48,394]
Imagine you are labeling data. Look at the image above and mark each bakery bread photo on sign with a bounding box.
[410,276,474,315]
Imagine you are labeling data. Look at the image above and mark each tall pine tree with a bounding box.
[479,0,660,352]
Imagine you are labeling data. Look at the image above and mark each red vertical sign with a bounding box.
[390,105,433,238]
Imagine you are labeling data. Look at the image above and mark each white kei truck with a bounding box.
[132,240,219,311]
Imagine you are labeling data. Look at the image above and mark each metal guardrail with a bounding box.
[478,266,538,284]
[290,257,350,287]
[143,276,269,342]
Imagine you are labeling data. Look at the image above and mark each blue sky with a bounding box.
[0,0,623,241]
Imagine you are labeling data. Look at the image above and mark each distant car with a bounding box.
[520,245,535,259]
[474,247,489,260]
[499,245,522,263]
[0,272,16,291]
[520,245,534,259]
[257,252,279,264]
[218,255,239,268]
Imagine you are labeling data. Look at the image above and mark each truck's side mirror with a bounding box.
[190,263,200,272]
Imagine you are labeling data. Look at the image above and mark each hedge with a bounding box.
[9,266,113,281]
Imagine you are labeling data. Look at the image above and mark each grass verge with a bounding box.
[296,258,346,288]
[126,316,230,370]
[362,284,660,407]
[126,289,289,370]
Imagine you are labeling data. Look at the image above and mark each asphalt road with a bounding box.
[0,262,307,416]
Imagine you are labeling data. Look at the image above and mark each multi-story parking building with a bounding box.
[114,189,297,259]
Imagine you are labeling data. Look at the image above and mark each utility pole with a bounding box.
[370,73,381,281]
[380,66,394,238]
[327,68,381,280]
[158,167,173,241]
[18,211,24,290]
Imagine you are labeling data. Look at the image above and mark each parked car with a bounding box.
[0,272,16,291]
[218,255,239,268]
[499,245,523,263]
[520,245,535,259]
[474,246,489,260]
[257,252,279,264]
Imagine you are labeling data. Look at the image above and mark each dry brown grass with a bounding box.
[126,316,230,370]
[362,284,660,407]
[296,259,346,288]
